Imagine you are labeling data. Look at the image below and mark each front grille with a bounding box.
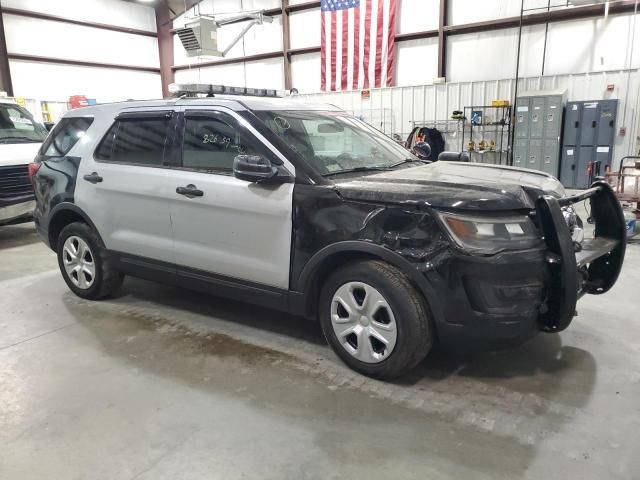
[0,165,34,200]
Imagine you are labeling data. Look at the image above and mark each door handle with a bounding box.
[176,184,204,198]
[83,172,103,184]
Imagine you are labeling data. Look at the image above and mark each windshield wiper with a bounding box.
[0,136,41,144]
[390,158,430,168]
[323,166,392,177]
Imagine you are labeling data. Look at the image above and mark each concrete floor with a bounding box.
[1,222,639,480]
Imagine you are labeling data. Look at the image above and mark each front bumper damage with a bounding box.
[535,181,626,332]
[429,181,626,350]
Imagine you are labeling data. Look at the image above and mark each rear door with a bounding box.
[167,106,295,289]
[74,109,176,263]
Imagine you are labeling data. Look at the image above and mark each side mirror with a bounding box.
[412,141,431,160]
[233,155,278,183]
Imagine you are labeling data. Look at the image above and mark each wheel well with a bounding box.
[48,210,87,250]
[302,250,379,320]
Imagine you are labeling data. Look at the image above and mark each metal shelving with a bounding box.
[460,105,512,165]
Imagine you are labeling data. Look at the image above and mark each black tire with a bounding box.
[319,260,433,380]
[56,222,124,300]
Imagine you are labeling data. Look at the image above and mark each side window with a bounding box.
[182,113,266,174]
[95,116,170,166]
[41,117,93,158]
[95,123,117,160]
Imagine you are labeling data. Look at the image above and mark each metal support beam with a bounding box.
[437,0,448,79]
[1,6,157,37]
[7,53,160,73]
[282,0,292,90]
[172,51,283,71]
[445,0,639,35]
[156,0,174,98]
[0,1,13,96]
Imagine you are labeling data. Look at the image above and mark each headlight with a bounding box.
[438,212,543,254]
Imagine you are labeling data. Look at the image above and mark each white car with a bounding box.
[0,97,48,226]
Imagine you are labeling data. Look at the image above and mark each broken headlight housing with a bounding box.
[438,212,543,255]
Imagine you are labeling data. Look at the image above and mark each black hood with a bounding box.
[332,162,566,211]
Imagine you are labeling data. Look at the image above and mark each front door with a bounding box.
[167,107,295,289]
[74,109,176,263]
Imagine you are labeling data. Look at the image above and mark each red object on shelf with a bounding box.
[68,95,89,109]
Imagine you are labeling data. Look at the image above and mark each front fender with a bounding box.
[294,240,445,323]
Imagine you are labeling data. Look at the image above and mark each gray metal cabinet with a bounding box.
[577,146,595,189]
[597,101,617,145]
[560,146,577,187]
[514,91,566,177]
[563,103,581,146]
[530,97,545,138]
[513,138,527,168]
[545,96,563,138]
[542,139,559,176]
[559,99,618,188]
[515,98,530,139]
[528,139,543,170]
[579,102,599,146]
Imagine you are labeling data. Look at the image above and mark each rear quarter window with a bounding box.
[94,116,171,167]
[40,117,94,158]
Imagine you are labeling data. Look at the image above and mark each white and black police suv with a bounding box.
[30,84,627,379]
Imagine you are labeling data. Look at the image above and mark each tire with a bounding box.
[319,260,433,380]
[56,222,124,300]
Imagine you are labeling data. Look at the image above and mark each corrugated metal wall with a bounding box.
[294,69,640,169]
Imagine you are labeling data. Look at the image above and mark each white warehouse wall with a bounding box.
[173,0,282,66]
[2,0,161,103]
[170,0,640,163]
[171,1,640,92]
[1,0,157,31]
[294,70,640,169]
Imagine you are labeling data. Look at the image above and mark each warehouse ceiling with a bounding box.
[167,0,193,18]
[124,0,203,19]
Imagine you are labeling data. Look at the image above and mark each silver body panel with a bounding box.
[70,99,300,290]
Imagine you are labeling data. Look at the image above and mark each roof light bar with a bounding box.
[168,83,287,99]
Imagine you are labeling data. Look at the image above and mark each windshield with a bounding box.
[0,103,47,144]
[253,110,417,176]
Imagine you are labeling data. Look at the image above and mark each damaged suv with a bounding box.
[31,85,627,379]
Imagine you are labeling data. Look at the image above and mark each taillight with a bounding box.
[28,161,41,182]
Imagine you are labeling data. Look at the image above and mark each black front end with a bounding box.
[429,182,626,351]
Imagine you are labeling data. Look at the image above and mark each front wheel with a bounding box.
[319,260,433,379]
[57,222,123,300]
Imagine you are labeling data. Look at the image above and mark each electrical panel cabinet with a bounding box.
[559,99,618,189]
[514,91,566,177]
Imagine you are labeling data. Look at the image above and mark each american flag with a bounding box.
[321,0,397,91]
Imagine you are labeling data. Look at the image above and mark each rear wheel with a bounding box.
[57,222,123,300]
[319,260,433,379]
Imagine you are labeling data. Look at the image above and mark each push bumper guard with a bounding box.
[535,181,627,332]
